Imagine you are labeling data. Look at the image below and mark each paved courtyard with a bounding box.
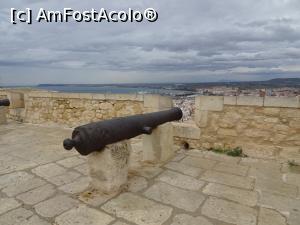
[0,122,299,225]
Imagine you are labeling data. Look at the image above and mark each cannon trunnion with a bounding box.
[0,99,10,107]
[63,107,183,156]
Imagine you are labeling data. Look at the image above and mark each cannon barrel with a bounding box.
[63,107,183,155]
[0,99,10,107]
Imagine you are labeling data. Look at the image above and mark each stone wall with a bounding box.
[24,92,144,127]
[174,96,300,161]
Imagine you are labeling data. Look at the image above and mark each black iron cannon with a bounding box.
[63,107,183,156]
[0,99,10,107]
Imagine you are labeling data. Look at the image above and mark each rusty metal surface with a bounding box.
[0,99,10,107]
[63,107,183,155]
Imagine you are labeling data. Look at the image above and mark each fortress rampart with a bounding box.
[1,89,299,161]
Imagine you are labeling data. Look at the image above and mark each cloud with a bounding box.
[0,0,300,84]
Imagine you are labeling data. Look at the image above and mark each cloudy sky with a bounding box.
[1,0,300,85]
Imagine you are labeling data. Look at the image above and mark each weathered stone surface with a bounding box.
[128,176,148,193]
[46,171,81,186]
[202,183,258,206]
[173,122,201,139]
[164,161,203,177]
[283,173,300,187]
[181,156,217,170]
[171,153,186,162]
[213,162,249,176]
[171,214,214,225]
[112,222,130,225]
[201,170,254,189]
[74,164,89,176]
[186,149,240,163]
[217,128,238,136]
[32,163,67,179]
[56,156,85,168]
[137,166,163,178]
[54,205,115,225]
[237,96,263,106]
[143,123,174,163]
[0,208,33,225]
[224,96,237,105]
[258,191,300,215]
[88,141,130,193]
[156,170,205,191]
[59,177,90,194]
[264,96,299,108]
[102,193,173,225]
[0,171,33,189]
[255,176,298,198]
[79,189,117,207]
[144,182,205,212]
[201,197,257,225]
[34,195,78,218]
[258,208,286,225]
[0,198,21,215]
[16,184,56,205]
[194,110,208,127]
[2,177,46,197]
[195,96,224,111]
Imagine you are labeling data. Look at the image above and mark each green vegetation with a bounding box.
[288,160,300,167]
[209,146,247,157]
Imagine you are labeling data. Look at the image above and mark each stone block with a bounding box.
[181,156,217,170]
[171,214,214,225]
[34,195,78,218]
[0,106,7,124]
[201,197,257,225]
[144,182,205,212]
[143,123,174,163]
[202,183,258,207]
[88,141,130,194]
[156,170,205,191]
[258,208,286,225]
[195,96,224,111]
[102,193,173,225]
[264,96,299,108]
[172,122,201,139]
[237,96,263,106]
[0,197,21,215]
[7,92,25,108]
[164,161,203,177]
[224,96,237,105]
[201,170,254,190]
[143,94,173,110]
[16,184,56,205]
[213,162,249,176]
[194,110,208,127]
[55,205,115,225]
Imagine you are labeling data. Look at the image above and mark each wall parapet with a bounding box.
[191,95,300,161]
[28,91,144,102]
[222,96,300,108]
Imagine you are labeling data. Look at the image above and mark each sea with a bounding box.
[3,85,193,96]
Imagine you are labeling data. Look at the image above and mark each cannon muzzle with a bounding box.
[0,99,10,107]
[63,107,183,155]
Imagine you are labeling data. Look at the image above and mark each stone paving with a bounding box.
[0,123,300,225]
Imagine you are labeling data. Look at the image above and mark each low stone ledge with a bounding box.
[172,122,201,139]
[105,93,144,101]
[143,94,173,110]
[28,91,53,98]
[237,96,264,106]
[224,96,237,105]
[264,96,299,108]
[195,96,224,111]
